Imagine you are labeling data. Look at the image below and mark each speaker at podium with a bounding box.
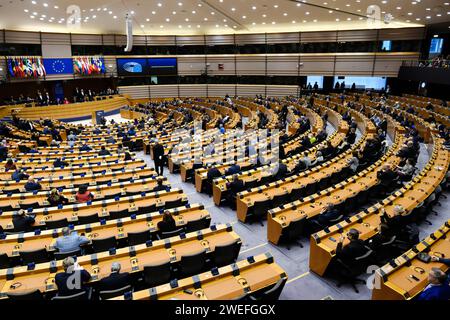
[92,110,105,125]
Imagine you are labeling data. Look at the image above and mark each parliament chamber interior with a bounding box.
[0,0,449,304]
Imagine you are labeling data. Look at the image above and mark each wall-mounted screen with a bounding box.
[117,58,149,76]
[429,38,444,54]
[148,58,178,76]
[334,76,387,90]
[306,76,324,89]
[381,40,392,51]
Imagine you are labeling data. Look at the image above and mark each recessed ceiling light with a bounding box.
[292,20,296,23]
[109,11,112,14]
[426,16,431,19]
[192,10,196,14]
[211,12,215,15]
[252,6,256,10]
[185,18,189,21]
[204,17,208,21]
[231,7,236,11]
[31,0,36,4]
[157,3,162,7]
[172,11,176,15]
[24,9,29,12]
[262,14,267,17]
[165,18,170,22]
[313,19,317,22]
[242,15,246,19]
[283,13,288,16]
[30,15,35,18]
[141,24,144,27]
[54,5,58,9]
[297,3,301,6]
[396,6,401,9]
[152,11,156,14]
[146,18,150,21]
[272,21,276,24]
[274,5,279,8]
[113,15,117,19]
[407,12,413,15]
[305,12,310,15]
[178,2,183,6]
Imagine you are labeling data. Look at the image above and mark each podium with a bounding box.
[92,110,105,125]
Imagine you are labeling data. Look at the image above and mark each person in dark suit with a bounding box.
[346,128,357,145]
[376,164,398,189]
[152,178,167,192]
[24,177,42,192]
[274,161,288,180]
[55,257,92,297]
[12,210,35,233]
[157,211,177,233]
[207,166,222,183]
[53,157,69,168]
[226,174,245,208]
[152,140,165,176]
[225,163,241,176]
[311,203,341,230]
[335,228,370,263]
[98,146,111,156]
[416,268,450,301]
[97,262,131,293]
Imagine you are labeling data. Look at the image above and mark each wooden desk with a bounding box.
[0,224,239,297]
[112,252,287,300]
[372,220,450,300]
[0,159,145,181]
[267,131,406,245]
[0,188,187,229]
[0,167,156,195]
[309,147,449,276]
[0,204,209,259]
[0,176,168,209]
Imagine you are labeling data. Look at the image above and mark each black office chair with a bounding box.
[19,248,50,265]
[20,202,40,210]
[289,188,304,202]
[271,193,290,208]
[249,277,287,301]
[143,260,172,288]
[157,228,184,240]
[0,253,10,269]
[53,249,81,260]
[45,218,69,230]
[127,229,152,246]
[179,250,207,278]
[252,200,271,226]
[164,199,185,210]
[304,182,317,197]
[109,209,129,220]
[184,217,211,233]
[259,175,273,186]
[0,204,15,212]
[283,216,305,250]
[77,213,100,225]
[92,236,117,253]
[99,285,132,300]
[210,240,241,267]
[7,289,44,300]
[137,204,157,215]
[244,179,259,191]
[336,248,375,293]
[51,289,92,300]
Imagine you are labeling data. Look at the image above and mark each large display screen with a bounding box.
[148,58,177,75]
[117,58,149,76]
[116,58,177,76]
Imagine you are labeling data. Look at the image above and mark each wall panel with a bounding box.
[236,55,265,75]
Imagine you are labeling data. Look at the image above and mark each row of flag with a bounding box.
[7,56,46,78]
[6,56,105,78]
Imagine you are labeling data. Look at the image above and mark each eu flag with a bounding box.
[43,58,73,75]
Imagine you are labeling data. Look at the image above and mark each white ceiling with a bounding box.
[0,0,449,35]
